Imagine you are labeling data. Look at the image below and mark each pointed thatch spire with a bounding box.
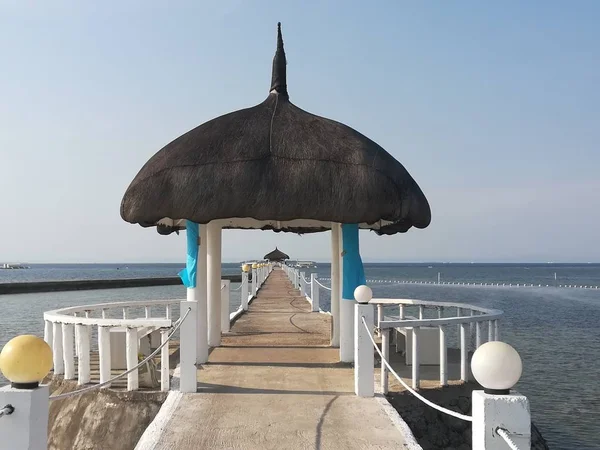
[270,22,287,97]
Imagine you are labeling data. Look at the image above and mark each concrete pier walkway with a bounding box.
[153,269,407,449]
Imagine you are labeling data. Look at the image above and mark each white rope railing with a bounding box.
[315,279,331,291]
[496,428,522,450]
[232,284,242,291]
[50,307,192,401]
[361,316,472,422]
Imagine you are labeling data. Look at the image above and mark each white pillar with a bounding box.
[300,272,306,296]
[251,267,257,295]
[221,280,230,333]
[310,274,319,312]
[180,300,198,393]
[98,326,111,387]
[412,327,420,389]
[161,329,170,392]
[331,225,341,347]
[241,271,249,311]
[76,324,90,385]
[354,303,374,397]
[197,224,208,364]
[52,322,64,375]
[207,222,222,347]
[472,391,531,450]
[44,320,53,352]
[0,385,49,450]
[62,323,75,380]
[439,325,447,386]
[460,323,469,382]
[340,299,355,363]
[126,328,139,391]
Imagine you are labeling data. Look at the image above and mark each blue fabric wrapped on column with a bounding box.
[178,220,199,288]
[342,223,366,299]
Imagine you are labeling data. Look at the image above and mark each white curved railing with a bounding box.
[371,297,503,390]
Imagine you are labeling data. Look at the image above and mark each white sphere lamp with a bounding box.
[471,341,522,395]
[354,285,373,304]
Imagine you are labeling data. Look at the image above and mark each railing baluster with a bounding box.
[439,325,447,386]
[53,322,64,375]
[475,320,482,349]
[98,326,111,387]
[145,306,151,319]
[62,323,76,380]
[457,307,462,343]
[488,320,494,342]
[161,329,170,392]
[381,328,390,394]
[102,308,107,319]
[126,328,139,391]
[418,305,424,320]
[166,305,171,320]
[44,320,53,351]
[412,327,420,389]
[123,307,128,319]
[494,320,499,341]
[460,323,468,382]
[377,305,383,334]
[76,324,91,385]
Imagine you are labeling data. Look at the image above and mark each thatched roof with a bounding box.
[121,23,431,236]
[264,247,289,261]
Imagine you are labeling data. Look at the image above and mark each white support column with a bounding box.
[377,305,384,331]
[0,385,49,450]
[396,304,405,353]
[207,221,222,347]
[197,223,208,364]
[488,320,494,342]
[52,322,64,375]
[310,274,319,312]
[98,326,111,387]
[44,320,53,352]
[221,280,230,333]
[476,321,482,349]
[180,300,198,393]
[460,323,469,382]
[331,223,341,348]
[300,272,306,296]
[252,267,257,296]
[126,328,139,391]
[412,327,420,389]
[457,307,462,339]
[74,313,80,358]
[418,305,424,320]
[354,303,374,397]
[494,320,499,341]
[62,323,75,380]
[241,271,249,311]
[160,329,170,392]
[472,391,531,450]
[76,324,90,385]
[381,328,390,395]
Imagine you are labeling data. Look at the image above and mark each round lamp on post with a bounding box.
[471,341,522,395]
[241,264,250,273]
[252,263,258,269]
[354,285,373,304]
[0,335,53,389]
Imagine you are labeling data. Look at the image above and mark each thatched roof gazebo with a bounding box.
[120,23,430,363]
[264,247,289,262]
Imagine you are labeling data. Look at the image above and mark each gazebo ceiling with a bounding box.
[121,23,431,236]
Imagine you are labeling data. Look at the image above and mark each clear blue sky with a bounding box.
[1,1,599,263]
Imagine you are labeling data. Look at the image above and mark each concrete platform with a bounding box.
[152,269,408,450]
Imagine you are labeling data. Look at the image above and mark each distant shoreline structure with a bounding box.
[0,263,29,270]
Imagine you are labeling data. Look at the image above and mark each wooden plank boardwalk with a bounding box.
[153,269,407,450]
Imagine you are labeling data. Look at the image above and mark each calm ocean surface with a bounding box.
[1,262,599,450]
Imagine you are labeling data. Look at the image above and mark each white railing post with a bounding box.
[221,280,230,333]
[44,320,53,352]
[52,322,64,375]
[377,305,383,333]
[252,267,257,295]
[62,323,75,380]
[76,324,90,385]
[161,329,170,392]
[180,301,198,393]
[0,384,49,450]
[241,270,249,311]
[310,274,319,312]
[300,272,306,296]
[476,321,482,349]
[74,313,80,358]
[98,326,111,387]
[381,328,390,395]
[354,302,375,397]
[488,320,494,342]
[494,320,499,341]
[460,323,469,382]
[126,328,139,391]
[412,327,420,389]
[439,305,447,387]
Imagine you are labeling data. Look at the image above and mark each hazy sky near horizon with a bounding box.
[1,1,599,263]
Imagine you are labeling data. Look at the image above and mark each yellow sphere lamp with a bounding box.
[0,335,53,389]
[252,263,258,269]
[241,264,250,273]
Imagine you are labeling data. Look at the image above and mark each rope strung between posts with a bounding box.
[361,316,472,422]
[315,279,332,291]
[232,284,242,291]
[0,405,14,418]
[496,428,522,450]
[50,307,192,401]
